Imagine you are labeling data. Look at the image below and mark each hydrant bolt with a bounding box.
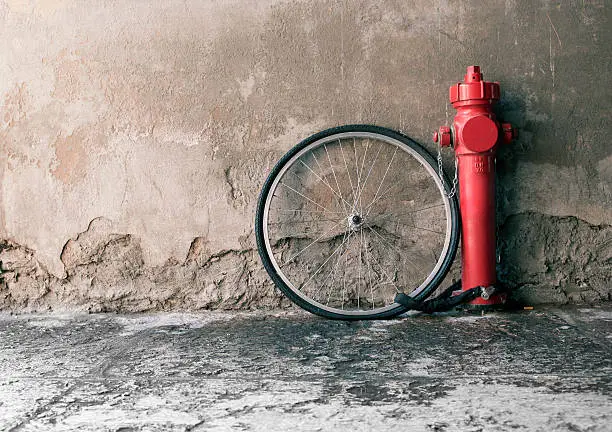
[502,123,517,145]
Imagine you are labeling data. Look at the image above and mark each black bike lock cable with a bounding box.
[394,281,509,313]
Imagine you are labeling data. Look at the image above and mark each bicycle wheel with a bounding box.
[255,125,459,320]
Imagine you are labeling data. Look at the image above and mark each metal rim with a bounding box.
[262,131,453,317]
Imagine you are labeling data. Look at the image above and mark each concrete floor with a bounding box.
[0,306,611,432]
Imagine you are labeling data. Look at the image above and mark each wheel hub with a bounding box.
[348,214,364,231]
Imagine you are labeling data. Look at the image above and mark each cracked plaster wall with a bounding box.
[0,0,610,311]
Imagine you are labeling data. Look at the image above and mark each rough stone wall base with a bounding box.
[1,213,609,312]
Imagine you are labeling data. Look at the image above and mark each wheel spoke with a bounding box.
[311,230,353,303]
[357,139,370,213]
[363,228,374,308]
[324,143,351,217]
[357,227,363,309]
[281,221,343,267]
[364,146,398,216]
[277,209,346,215]
[280,182,331,213]
[339,139,358,213]
[311,151,350,217]
[298,159,353,213]
[268,218,341,225]
[325,232,352,306]
[362,178,403,217]
[299,230,352,292]
[366,224,420,273]
[363,227,401,294]
[342,236,348,309]
[372,203,445,221]
[354,141,383,215]
[353,139,362,212]
[380,217,446,236]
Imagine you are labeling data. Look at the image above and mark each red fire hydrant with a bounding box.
[434,66,517,307]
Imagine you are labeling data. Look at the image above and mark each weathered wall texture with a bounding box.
[0,0,610,311]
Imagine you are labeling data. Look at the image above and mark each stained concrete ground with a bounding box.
[0,306,611,432]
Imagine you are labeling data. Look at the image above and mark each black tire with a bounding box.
[255,125,459,320]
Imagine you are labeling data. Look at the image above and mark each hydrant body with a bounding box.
[434,66,516,306]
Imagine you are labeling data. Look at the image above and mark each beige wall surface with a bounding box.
[0,0,610,311]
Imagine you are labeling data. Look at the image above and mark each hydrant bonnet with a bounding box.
[449,65,501,106]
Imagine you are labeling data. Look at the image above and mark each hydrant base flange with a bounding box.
[457,296,509,311]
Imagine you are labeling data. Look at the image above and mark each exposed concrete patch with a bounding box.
[1,219,287,312]
[499,212,611,305]
[0,238,54,308]
[1,210,609,311]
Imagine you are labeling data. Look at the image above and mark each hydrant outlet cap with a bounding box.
[436,126,452,147]
[460,116,498,152]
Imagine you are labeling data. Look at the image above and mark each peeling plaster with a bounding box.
[0,211,609,312]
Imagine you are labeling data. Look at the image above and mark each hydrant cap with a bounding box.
[449,65,500,105]
[461,116,498,152]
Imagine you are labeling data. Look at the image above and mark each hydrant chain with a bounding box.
[437,146,459,199]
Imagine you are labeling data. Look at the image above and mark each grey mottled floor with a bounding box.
[0,306,611,431]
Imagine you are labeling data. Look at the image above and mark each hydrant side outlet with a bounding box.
[435,66,516,307]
